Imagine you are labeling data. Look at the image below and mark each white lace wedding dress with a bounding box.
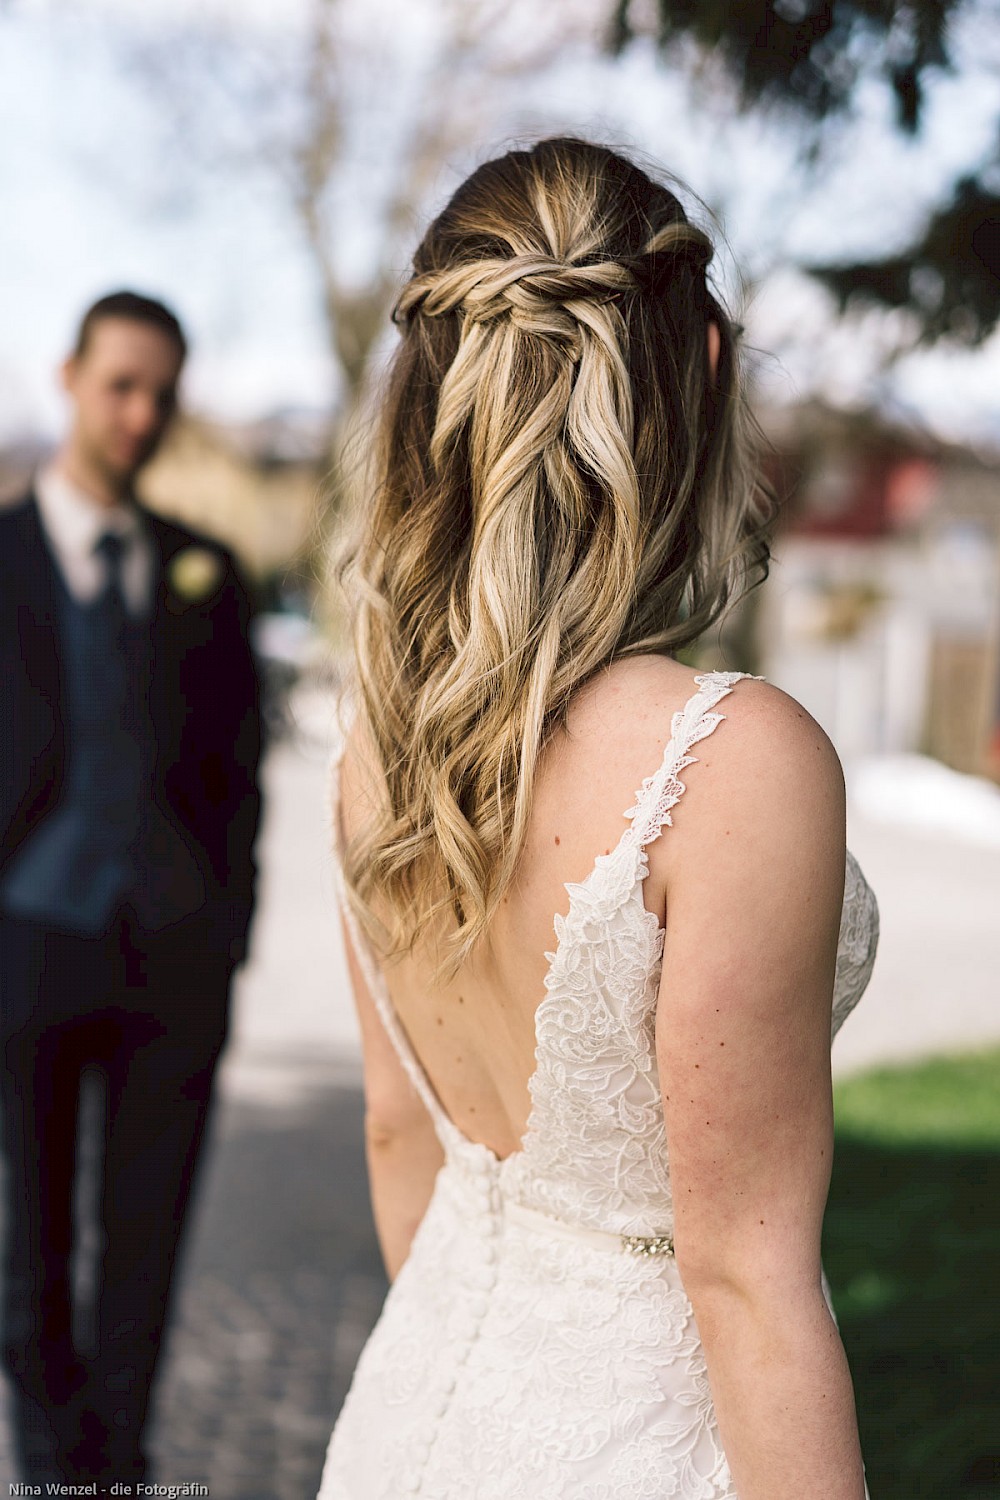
[319,671,879,1499]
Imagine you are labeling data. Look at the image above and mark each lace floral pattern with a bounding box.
[319,671,879,1499]
[834,851,880,1038]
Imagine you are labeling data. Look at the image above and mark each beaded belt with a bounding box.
[504,1199,675,1258]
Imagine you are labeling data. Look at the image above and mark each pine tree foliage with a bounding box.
[613,1,1000,345]
[815,173,1000,344]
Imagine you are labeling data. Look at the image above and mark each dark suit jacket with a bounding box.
[0,491,262,963]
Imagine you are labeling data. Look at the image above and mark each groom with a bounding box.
[0,291,262,1482]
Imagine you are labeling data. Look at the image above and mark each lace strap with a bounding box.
[623,670,762,849]
[328,755,459,1147]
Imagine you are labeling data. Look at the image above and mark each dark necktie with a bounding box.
[93,530,129,642]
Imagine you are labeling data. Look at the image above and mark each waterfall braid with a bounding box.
[340,138,774,973]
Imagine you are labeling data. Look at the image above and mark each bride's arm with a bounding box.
[342,919,445,1281]
[656,682,866,1499]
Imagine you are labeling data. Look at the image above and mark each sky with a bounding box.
[2,0,1000,447]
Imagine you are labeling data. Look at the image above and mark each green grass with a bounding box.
[825,1048,1000,1499]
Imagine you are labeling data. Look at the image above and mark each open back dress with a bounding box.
[319,670,879,1499]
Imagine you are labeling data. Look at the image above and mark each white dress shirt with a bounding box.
[34,465,154,618]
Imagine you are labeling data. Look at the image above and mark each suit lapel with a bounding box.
[14,495,63,714]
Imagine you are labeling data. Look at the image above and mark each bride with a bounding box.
[319,137,877,1499]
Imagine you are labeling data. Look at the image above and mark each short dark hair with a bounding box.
[73,290,188,361]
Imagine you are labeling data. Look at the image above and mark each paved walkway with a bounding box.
[837,801,1000,1075]
[2,684,998,1494]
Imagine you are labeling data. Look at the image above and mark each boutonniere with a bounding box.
[167,545,224,606]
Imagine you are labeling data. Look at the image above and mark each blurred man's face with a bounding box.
[61,317,184,491]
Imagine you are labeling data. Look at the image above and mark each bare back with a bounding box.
[337,654,742,1160]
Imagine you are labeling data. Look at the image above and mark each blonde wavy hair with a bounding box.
[339,137,773,972]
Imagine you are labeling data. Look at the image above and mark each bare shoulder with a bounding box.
[692,674,844,840]
[567,657,841,796]
[572,661,847,890]
[652,672,847,933]
[694,673,843,799]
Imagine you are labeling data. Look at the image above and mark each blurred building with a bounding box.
[139,410,332,588]
[0,437,51,502]
[758,402,1000,776]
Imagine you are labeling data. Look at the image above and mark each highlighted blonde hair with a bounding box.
[340,138,773,971]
